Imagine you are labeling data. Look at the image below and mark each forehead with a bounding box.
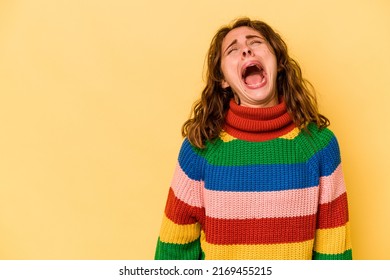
[222,26,263,47]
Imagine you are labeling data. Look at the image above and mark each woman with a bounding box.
[155,17,352,260]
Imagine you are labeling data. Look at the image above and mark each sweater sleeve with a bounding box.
[155,139,205,260]
[312,133,352,260]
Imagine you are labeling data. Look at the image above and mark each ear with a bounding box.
[221,79,230,89]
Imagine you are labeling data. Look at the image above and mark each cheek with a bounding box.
[221,58,238,78]
[220,60,231,79]
[220,60,231,88]
[264,53,278,73]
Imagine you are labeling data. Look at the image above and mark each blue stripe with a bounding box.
[203,137,341,192]
[205,162,314,191]
[178,139,206,181]
[177,135,341,192]
[317,135,341,177]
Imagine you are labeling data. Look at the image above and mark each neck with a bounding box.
[238,94,279,108]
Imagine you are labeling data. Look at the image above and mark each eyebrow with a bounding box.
[246,35,263,40]
[224,39,237,54]
[223,35,264,54]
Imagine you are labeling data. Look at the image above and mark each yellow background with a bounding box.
[0,0,389,260]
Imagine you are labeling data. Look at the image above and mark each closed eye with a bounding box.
[250,40,263,46]
[227,47,238,54]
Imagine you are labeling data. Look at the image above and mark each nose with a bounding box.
[242,47,253,58]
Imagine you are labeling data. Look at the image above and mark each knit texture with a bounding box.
[155,99,352,260]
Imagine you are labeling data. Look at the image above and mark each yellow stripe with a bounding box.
[200,232,314,260]
[314,222,352,254]
[219,131,236,142]
[220,127,300,142]
[159,214,200,245]
[279,127,300,140]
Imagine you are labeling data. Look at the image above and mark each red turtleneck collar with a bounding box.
[223,99,296,142]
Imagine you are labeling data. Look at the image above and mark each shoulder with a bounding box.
[295,123,341,162]
[306,122,342,162]
[176,138,208,180]
[307,123,336,140]
[306,124,344,176]
[304,123,339,149]
[178,138,208,157]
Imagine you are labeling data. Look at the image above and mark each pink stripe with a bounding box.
[204,187,319,219]
[319,164,347,205]
[170,162,346,217]
[170,162,204,208]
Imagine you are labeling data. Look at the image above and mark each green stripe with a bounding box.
[313,249,352,260]
[197,123,335,166]
[155,238,202,260]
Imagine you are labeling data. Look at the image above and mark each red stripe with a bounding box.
[164,188,205,225]
[204,214,316,245]
[317,192,349,229]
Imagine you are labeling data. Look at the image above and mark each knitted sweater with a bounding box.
[155,99,352,260]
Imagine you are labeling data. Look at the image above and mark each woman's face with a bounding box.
[220,26,278,108]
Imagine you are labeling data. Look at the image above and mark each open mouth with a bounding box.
[241,63,266,88]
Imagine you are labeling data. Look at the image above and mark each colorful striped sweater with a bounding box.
[155,99,352,260]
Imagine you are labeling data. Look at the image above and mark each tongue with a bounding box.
[245,72,263,86]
